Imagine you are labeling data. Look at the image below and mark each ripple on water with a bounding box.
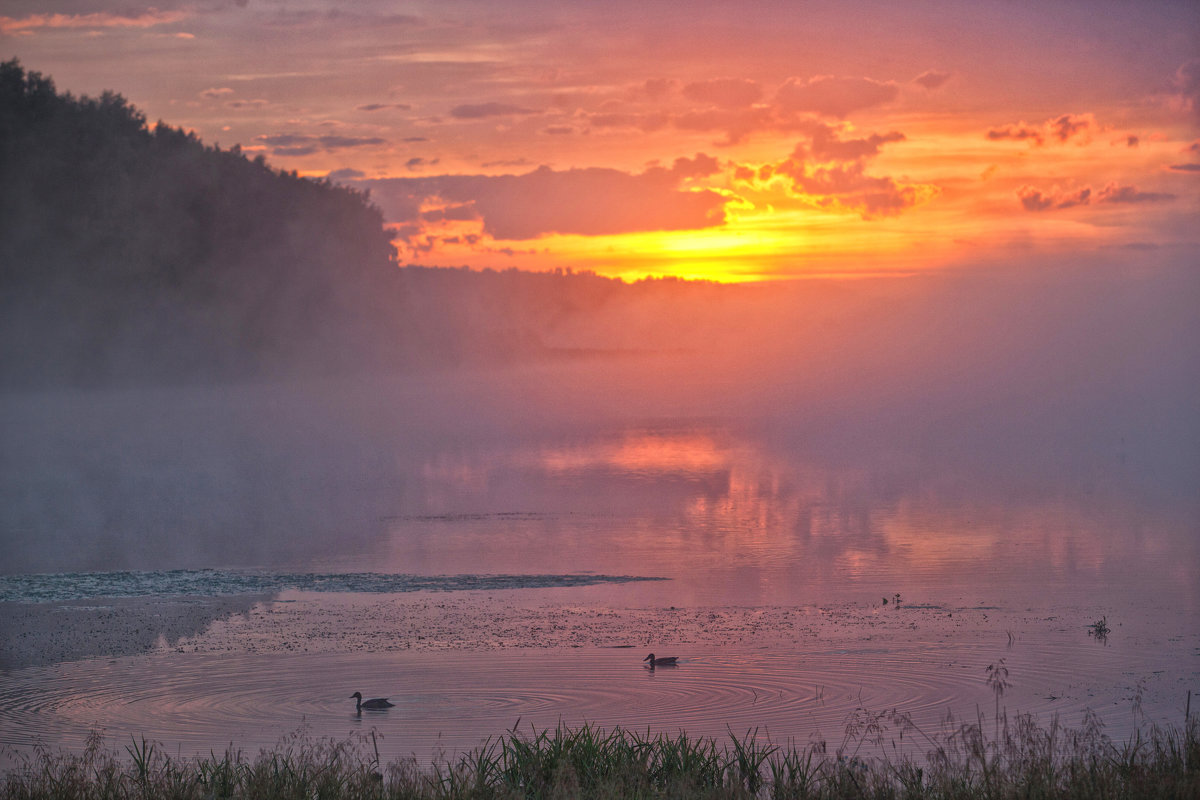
[0,635,1175,768]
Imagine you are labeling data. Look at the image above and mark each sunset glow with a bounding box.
[4,1,1200,781]
[4,0,1195,281]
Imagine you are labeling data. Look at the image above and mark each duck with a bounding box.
[643,653,678,667]
[351,692,395,711]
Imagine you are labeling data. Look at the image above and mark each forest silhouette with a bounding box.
[2,59,710,388]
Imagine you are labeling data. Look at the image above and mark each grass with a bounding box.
[3,708,1197,800]
[1089,616,1112,640]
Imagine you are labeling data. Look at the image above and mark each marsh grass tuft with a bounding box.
[3,710,1197,799]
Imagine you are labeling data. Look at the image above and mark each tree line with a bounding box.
[0,59,729,388]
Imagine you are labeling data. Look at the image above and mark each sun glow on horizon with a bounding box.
[11,0,1191,282]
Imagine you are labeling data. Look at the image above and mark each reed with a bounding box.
[3,710,1196,799]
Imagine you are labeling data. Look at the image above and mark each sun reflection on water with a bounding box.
[394,422,1195,609]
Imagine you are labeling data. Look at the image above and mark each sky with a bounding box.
[3,0,1198,281]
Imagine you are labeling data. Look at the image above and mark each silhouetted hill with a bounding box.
[0,60,745,388]
[1,59,409,386]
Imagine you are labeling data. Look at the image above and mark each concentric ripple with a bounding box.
[0,634,1177,768]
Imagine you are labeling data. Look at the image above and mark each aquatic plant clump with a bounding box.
[3,710,1197,800]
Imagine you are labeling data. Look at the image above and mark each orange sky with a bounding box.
[3,0,1198,281]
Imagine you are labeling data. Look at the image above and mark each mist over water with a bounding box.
[2,257,1196,585]
[2,256,1198,769]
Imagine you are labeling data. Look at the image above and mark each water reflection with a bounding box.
[1,379,1194,613]
[385,424,1197,610]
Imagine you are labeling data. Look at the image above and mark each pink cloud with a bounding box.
[775,75,899,118]
[449,102,538,119]
[673,106,777,145]
[913,70,951,90]
[586,111,670,132]
[0,9,189,34]
[987,124,1044,145]
[682,78,763,109]
[361,154,728,240]
[803,123,905,161]
[642,78,674,99]
[600,76,908,147]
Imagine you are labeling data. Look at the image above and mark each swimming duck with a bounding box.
[351,692,395,711]
[643,653,678,667]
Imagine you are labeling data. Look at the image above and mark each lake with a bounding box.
[1,405,1196,769]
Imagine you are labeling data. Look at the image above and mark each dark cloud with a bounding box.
[541,125,575,135]
[357,103,412,112]
[667,152,721,179]
[317,135,387,149]
[586,111,670,132]
[255,133,387,156]
[778,160,930,217]
[420,204,478,223]
[775,75,899,118]
[913,70,951,90]
[682,78,763,109]
[988,113,1095,146]
[1096,183,1175,203]
[388,223,422,242]
[405,157,440,171]
[738,123,932,218]
[1048,113,1094,143]
[1018,182,1175,211]
[263,8,421,28]
[987,124,1044,145]
[803,123,905,161]
[449,102,538,119]
[326,168,364,182]
[1167,163,1200,172]
[1174,59,1200,121]
[1017,185,1091,211]
[1126,135,1140,147]
[361,154,728,240]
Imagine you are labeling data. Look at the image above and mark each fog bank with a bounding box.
[2,255,1196,574]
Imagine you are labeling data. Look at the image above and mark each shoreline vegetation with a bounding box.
[4,708,1196,799]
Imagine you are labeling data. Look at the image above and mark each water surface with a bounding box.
[1,415,1196,768]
